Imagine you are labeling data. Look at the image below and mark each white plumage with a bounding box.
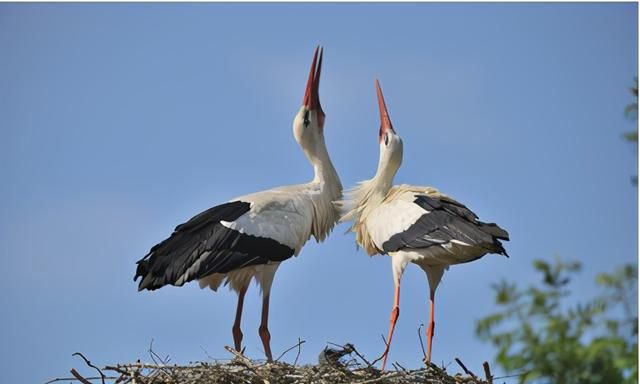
[203,181,341,292]
[337,80,509,370]
[135,47,341,361]
[221,182,339,255]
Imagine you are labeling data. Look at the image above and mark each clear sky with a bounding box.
[1,3,637,383]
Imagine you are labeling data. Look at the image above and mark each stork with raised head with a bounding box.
[134,47,342,362]
[337,80,509,369]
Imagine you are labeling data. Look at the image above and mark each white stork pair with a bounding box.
[134,47,509,368]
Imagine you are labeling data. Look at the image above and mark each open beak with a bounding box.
[303,46,323,112]
[375,79,395,141]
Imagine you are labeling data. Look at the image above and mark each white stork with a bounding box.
[134,47,342,361]
[337,80,509,369]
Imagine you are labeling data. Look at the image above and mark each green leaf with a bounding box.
[476,257,638,384]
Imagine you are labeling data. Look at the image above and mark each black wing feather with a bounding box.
[134,201,294,291]
[382,195,509,255]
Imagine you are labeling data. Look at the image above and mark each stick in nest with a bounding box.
[293,337,303,366]
[417,324,427,360]
[147,339,174,380]
[326,342,373,368]
[69,368,93,384]
[224,347,272,384]
[224,346,256,368]
[454,358,478,379]
[45,375,118,384]
[275,338,306,363]
[366,334,389,367]
[148,339,171,365]
[72,352,106,384]
[482,361,493,384]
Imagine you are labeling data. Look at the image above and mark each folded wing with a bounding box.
[134,198,305,291]
[367,188,509,258]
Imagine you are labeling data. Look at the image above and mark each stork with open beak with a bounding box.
[337,80,509,369]
[134,47,342,362]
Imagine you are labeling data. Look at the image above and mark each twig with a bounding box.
[454,358,478,379]
[493,370,531,380]
[224,347,271,384]
[200,346,216,361]
[147,340,173,380]
[45,376,117,384]
[392,361,408,373]
[148,339,170,365]
[368,334,389,367]
[482,361,493,384]
[329,342,373,368]
[69,369,92,384]
[148,340,159,365]
[369,354,384,367]
[225,346,254,366]
[275,338,306,362]
[72,353,106,384]
[342,357,359,369]
[417,324,427,359]
[293,338,303,366]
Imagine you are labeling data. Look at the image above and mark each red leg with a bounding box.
[232,286,248,352]
[258,294,273,362]
[381,282,401,371]
[425,290,436,363]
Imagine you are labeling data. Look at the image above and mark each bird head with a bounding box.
[374,79,403,180]
[293,46,326,147]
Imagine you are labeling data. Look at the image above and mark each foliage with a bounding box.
[476,257,638,384]
[624,77,638,185]
[624,77,638,127]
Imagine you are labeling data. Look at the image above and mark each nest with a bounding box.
[55,344,493,384]
[101,361,487,384]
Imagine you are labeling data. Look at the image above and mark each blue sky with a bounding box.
[1,3,637,383]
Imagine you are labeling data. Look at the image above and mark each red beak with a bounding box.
[303,46,323,113]
[375,79,395,141]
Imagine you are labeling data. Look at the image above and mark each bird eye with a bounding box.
[384,132,389,146]
[303,110,310,127]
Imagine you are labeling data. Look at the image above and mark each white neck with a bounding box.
[337,151,395,225]
[371,158,395,196]
[351,150,396,207]
[304,135,341,190]
[300,133,342,243]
